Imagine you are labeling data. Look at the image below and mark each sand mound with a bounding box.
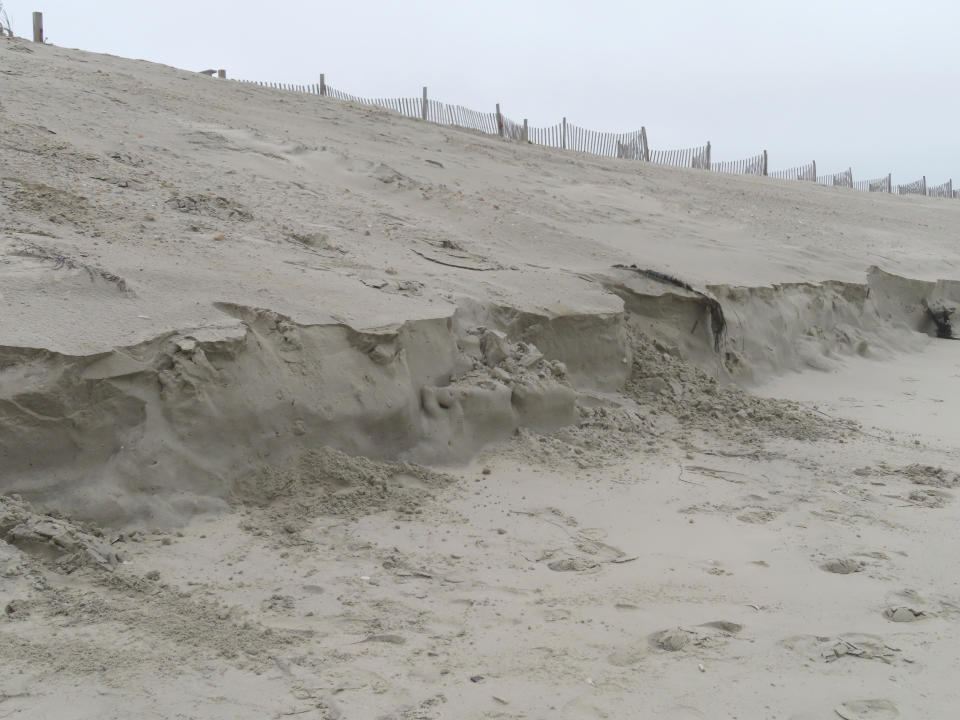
[233,447,453,537]
[626,329,854,443]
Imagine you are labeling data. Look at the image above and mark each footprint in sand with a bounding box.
[652,628,693,651]
[781,634,901,664]
[883,607,926,622]
[607,647,646,667]
[905,488,951,508]
[821,558,865,574]
[650,621,742,652]
[547,556,599,572]
[834,699,899,719]
[700,620,743,634]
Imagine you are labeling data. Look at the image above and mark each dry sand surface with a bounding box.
[2,35,960,719]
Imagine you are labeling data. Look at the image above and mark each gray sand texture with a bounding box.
[2,34,960,719]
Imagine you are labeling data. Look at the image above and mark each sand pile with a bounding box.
[233,447,453,537]
[626,330,858,443]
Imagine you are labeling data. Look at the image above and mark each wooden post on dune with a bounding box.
[217,69,226,79]
[561,117,567,150]
[811,160,817,182]
[705,141,711,170]
[887,173,892,193]
[496,104,504,137]
[421,87,428,121]
[319,74,326,96]
[762,150,768,176]
[522,119,528,143]
[32,12,43,42]
[640,127,650,161]
[922,176,927,195]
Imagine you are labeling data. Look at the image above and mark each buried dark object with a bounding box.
[921,300,956,339]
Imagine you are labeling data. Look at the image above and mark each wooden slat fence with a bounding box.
[648,144,710,169]
[853,174,892,193]
[425,99,499,134]
[897,177,926,195]
[711,151,766,175]
[240,79,324,95]
[566,123,647,159]
[232,75,957,202]
[769,162,816,181]
[502,115,526,141]
[527,123,564,149]
[927,179,953,198]
[616,128,649,161]
[372,97,421,120]
[817,168,853,188]
[322,85,424,120]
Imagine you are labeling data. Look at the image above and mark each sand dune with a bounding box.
[1,34,960,719]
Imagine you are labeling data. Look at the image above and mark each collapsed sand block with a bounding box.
[0,300,629,526]
[1,265,952,527]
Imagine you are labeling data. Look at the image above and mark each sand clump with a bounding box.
[3,570,301,677]
[821,558,866,574]
[1,495,121,573]
[476,328,855,473]
[233,447,454,537]
[854,463,960,488]
[651,622,743,653]
[900,464,960,488]
[626,331,857,443]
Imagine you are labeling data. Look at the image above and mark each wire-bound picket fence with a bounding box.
[711,151,767,176]
[649,144,711,169]
[897,177,927,196]
[854,175,892,193]
[769,162,817,182]
[234,75,956,201]
[928,179,954,198]
[816,168,853,189]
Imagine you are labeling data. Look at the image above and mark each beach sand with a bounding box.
[2,34,959,719]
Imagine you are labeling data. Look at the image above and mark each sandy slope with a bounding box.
[2,37,959,355]
[2,34,960,720]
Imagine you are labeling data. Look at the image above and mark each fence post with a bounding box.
[922,176,927,195]
[522,119,528,143]
[762,150,768,176]
[217,69,226,79]
[32,11,43,42]
[641,127,650,161]
[319,74,326,96]
[811,160,817,182]
[949,179,953,198]
[421,87,428,121]
[561,117,567,149]
[705,141,711,170]
[887,173,892,193]
[495,103,504,137]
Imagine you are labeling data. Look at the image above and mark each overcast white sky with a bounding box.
[10,1,959,184]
